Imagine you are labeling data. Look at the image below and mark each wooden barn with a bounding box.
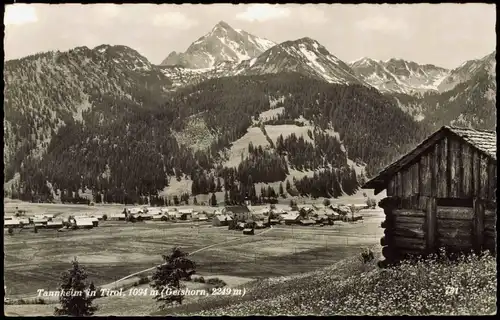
[362,126,496,265]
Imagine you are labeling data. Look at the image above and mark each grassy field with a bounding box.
[4,200,385,316]
[158,249,497,316]
[223,126,270,168]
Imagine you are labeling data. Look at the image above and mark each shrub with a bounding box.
[361,248,375,264]
[102,214,108,221]
[8,227,14,235]
[365,197,377,209]
[198,276,205,283]
[138,275,150,285]
[323,199,331,206]
[206,277,227,287]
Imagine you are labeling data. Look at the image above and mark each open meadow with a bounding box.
[4,199,385,316]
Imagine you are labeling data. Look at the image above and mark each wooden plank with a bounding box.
[472,150,480,197]
[487,160,496,201]
[420,153,431,196]
[387,222,424,231]
[437,228,472,239]
[461,143,472,198]
[392,227,425,239]
[437,219,473,229]
[394,215,426,224]
[425,197,437,252]
[396,172,403,198]
[447,138,458,198]
[472,198,485,253]
[436,206,474,220]
[393,209,425,218]
[437,139,448,197]
[387,178,395,197]
[412,163,419,195]
[418,196,428,210]
[479,155,489,200]
[484,223,496,232]
[403,169,412,197]
[431,144,438,197]
[438,237,473,248]
[418,154,425,195]
[448,138,460,197]
[393,236,426,250]
[484,209,496,218]
[484,230,497,239]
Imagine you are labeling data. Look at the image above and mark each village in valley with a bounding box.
[4,198,369,234]
[3,3,496,317]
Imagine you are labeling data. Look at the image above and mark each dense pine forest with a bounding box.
[6,67,430,204]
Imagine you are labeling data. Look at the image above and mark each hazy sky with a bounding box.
[4,3,496,69]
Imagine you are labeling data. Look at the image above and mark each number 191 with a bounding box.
[445,286,458,295]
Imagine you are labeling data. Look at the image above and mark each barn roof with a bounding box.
[448,126,496,159]
[214,214,232,221]
[281,212,300,220]
[362,126,496,194]
[300,219,316,224]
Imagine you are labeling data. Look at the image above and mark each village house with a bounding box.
[362,126,496,265]
[46,220,64,229]
[152,214,169,221]
[91,213,104,221]
[4,219,20,228]
[255,221,266,229]
[280,212,301,225]
[212,214,232,227]
[299,219,316,226]
[74,218,94,229]
[224,205,252,222]
[178,208,194,220]
[109,213,127,221]
[251,212,266,222]
[194,213,208,221]
[31,217,48,225]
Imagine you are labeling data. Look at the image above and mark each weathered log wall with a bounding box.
[385,135,496,202]
[379,196,497,267]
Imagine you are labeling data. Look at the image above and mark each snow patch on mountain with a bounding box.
[349,57,450,95]
[161,21,276,69]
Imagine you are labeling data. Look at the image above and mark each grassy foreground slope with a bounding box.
[160,249,496,316]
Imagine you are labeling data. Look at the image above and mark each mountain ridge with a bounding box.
[160,21,276,68]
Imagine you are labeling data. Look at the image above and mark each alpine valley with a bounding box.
[4,21,496,204]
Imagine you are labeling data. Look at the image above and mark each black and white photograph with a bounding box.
[3,3,497,316]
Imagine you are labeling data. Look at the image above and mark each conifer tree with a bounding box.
[150,247,196,308]
[54,258,98,316]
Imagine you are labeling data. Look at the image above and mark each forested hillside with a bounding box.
[7,72,428,204]
[4,45,173,182]
[389,68,496,130]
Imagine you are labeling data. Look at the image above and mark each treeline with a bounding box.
[275,131,347,171]
[294,167,358,198]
